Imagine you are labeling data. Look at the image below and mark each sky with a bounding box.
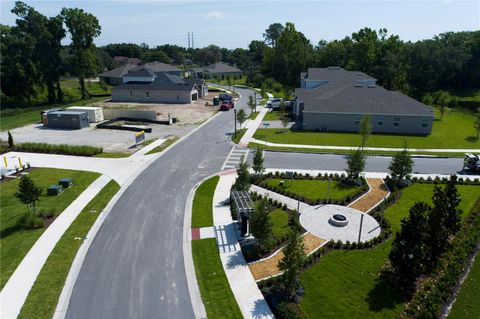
[1,0,479,49]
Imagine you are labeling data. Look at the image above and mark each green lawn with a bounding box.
[232,129,247,144]
[0,168,100,289]
[448,253,480,319]
[18,180,120,319]
[249,112,259,120]
[145,137,180,155]
[263,110,286,121]
[270,208,290,241]
[207,75,248,86]
[254,109,480,149]
[192,238,243,319]
[191,176,219,228]
[299,183,480,319]
[248,142,467,157]
[263,178,362,202]
[1,79,112,132]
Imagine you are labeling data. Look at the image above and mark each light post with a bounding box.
[254,92,257,113]
[234,108,237,138]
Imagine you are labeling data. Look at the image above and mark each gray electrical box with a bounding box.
[46,111,90,129]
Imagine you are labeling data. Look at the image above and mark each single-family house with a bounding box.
[185,78,208,98]
[294,67,434,135]
[99,62,182,85]
[111,68,199,104]
[189,62,242,80]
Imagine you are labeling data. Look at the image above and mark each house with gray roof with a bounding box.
[99,62,182,85]
[189,62,242,80]
[294,67,434,135]
[111,68,199,104]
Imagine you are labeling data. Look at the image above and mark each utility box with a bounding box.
[41,108,62,126]
[59,178,73,188]
[47,184,64,196]
[66,106,104,123]
[46,111,90,129]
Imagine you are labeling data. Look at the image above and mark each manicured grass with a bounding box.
[192,238,242,319]
[448,253,480,319]
[18,180,120,319]
[270,209,290,241]
[0,168,100,289]
[207,75,248,86]
[249,112,259,120]
[254,109,480,149]
[93,152,130,158]
[264,178,361,202]
[263,110,286,121]
[248,142,467,157]
[145,137,179,155]
[232,129,247,144]
[299,183,480,319]
[0,110,41,132]
[191,176,220,228]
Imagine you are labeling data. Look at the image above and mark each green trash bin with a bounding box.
[59,178,73,189]
[213,96,220,106]
[47,184,64,196]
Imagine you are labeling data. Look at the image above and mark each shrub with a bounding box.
[19,213,43,229]
[15,143,103,156]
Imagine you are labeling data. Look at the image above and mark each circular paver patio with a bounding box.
[299,204,381,243]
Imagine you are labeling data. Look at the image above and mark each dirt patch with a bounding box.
[94,97,218,125]
[348,178,389,212]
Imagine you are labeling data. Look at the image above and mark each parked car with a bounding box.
[220,101,234,111]
[266,98,283,109]
[219,93,233,101]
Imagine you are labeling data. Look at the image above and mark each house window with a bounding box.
[129,91,133,97]
[377,121,384,126]
[394,122,400,127]
[394,116,400,121]
[422,123,428,128]
[145,92,150,98]
[355,120,360,126]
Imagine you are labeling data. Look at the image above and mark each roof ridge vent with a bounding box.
[355,80,363,87]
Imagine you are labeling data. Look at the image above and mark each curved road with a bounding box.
[66,88,252,319]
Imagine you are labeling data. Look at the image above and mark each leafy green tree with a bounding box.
[474,112,480,138]
[61,7,101,99]
[15,175,42,215]
[388,145,413,186]
[233,159,250,191]
[236,109,246,129]
[252,149,264,175]
[8,131,14,149]
[248,95,256,115]
[250,197,273,252]
[345,148,366,182]
[359,114,372,148]
[442,175,462,235]
[389,202,430,290]
[263,23,284,47]
[280,112,290,131]
[278,228,306,298]
[433,91,451,120]
[227,76,233,91]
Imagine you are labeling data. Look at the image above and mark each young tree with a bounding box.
[278,228,306,298]
[388,145,413,186]
[443,175,462,235]
[250,197,273,251]
[7,131,14,149]
[236,109,246,129]
[252,149,264,175]
[233,159,250,191]
[474,112,480,138]
[227,76,233,91]
[389,202,430,290]
[434,91,451,120]
[248,95,256,115]
[359,114,372,148]
[61,7,101,99]
[280,112,290,131]
[345,148,366,182]
[15,175,42,215]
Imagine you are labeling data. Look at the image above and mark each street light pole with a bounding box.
[254,91,257,113]
[234,108,237,138]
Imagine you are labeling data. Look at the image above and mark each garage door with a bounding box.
[192,92,198,101]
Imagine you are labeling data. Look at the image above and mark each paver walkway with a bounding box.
[250,137,480,153]
[348,178,390,213]
[248,233,326,281]
[0,175,111,319]
[212,173,274,319]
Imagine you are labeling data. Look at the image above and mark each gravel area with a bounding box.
[348,178,390,212]
[1,123,195,153]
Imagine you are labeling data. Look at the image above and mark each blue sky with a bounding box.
[1,1,479,49]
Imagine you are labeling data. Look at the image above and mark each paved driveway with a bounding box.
[66,88,250,319]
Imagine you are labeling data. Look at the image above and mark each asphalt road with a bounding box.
[255,151,468,175]
[66,88,251,319]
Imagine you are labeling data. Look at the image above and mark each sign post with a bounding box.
[135,130,146,147]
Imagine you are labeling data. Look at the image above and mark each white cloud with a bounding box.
[205,11,224,19]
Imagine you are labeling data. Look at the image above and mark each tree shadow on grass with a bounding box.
[464,136,479,143]
[365,279,404,312]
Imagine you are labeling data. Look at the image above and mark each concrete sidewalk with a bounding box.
[250,138,480,153]
[0,175,111,319]
[250,184,312,212]
[212,173,274,319]
[239,107,269,147]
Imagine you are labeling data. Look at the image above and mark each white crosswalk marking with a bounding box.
[221,146,249,170]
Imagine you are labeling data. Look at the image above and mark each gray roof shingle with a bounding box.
[114,72,196,92]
